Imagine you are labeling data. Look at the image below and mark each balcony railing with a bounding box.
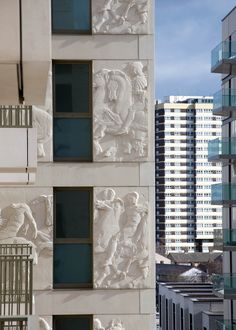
[0,106,32,128]
[211,40,236,73]
[211,184,236,205]
[212,274,236,297]
[0,244,33,316]
[208,138,236,161]
[213,89,236,116]
[216,320,236,330]
[223,229,236,250]
[0,316,28,329]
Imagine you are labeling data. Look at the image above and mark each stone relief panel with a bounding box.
[94,318,125,330]
[32,71,52,162]
[94,315,153,330]
[0,188,53,289]
[94,187,150,289]
[93,61,149,162]
[92,0,148,34]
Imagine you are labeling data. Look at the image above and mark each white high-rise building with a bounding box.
[156,96,222,253]
[0,1,155,329]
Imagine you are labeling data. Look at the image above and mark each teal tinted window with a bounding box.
[52,0,91,33]
[53,188,93,289]
[54,244,92,286]
[54,64,90,114]
[53,61,92,162]
[53,118,92,160]
[55,189,91,239]
[54,315,92,329]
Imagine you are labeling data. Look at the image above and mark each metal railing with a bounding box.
[0,244,33,317]
[0,106,32,128]
[0,316,28,330]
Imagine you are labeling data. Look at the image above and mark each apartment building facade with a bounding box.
[156,96,222,253]
[210,5,236,328]
[0,1,155,329]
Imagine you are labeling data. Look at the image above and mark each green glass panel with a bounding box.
[223,229,236,246]
[54,316,92,330]
[53,118,92,160]
[52,0,90,32]
[54,63,90,114]
[211,40,236,68]
[208,138,236,159]
[55,189,91,239]
[54,244,92,286]
[211,184,236,203]
[213,89,236,110]
[216,320,236,330]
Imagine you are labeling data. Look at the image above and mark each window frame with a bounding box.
[53,187,93,289]
[53,315,93,330]
[51,0,92,35]
[52,60,93,162]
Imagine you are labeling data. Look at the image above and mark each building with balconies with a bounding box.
[209,5,236,329]
[155,96,222,253]
[0,1,155,329]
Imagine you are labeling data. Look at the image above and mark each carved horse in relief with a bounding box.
[93,68,134,157]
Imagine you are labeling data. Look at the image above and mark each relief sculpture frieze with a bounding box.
[92,0,148,34]
[93,61,148,162]
[94,188,150,289]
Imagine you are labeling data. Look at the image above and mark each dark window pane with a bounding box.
[53,118,92,160]
[54,316,91,330]
[54,64,90,114]
[52,0,90,32]
[55,189,91,239]
[54,244,92,285]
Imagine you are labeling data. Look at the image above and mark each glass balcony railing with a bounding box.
[213,89,236,115]
[212,274,236,296]
[208,138,236,160]
[211,184,236,204]
[216,320,236,330]
[211,40,236,73]
[223,229,236,248]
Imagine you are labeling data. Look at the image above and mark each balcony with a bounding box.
[0,106,37,184]
[213,89,236,116]
[212,274,236,298]
[208,138,236,161]
[223,229,236,251]
[211,40,236,74]
[216,320,236,330]
[0,244,33,316]
[211,184,236,205]
[0,244,42,329]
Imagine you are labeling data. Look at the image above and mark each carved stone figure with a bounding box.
[0,203,38,263]
[93,0,148,34]
[27,195,53,256]
[93,62,148,161]
[94,189,149,288]
[94,318,105,330]
[0,195,53,265]
[94,318,125,330]
[95,188,124,252]
[106,319,125,330]
[39,318,52,330]
[33,106,52,159]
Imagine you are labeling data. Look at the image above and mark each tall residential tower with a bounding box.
[156,96,222,253]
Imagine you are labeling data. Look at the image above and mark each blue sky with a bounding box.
[156,0,236,101]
